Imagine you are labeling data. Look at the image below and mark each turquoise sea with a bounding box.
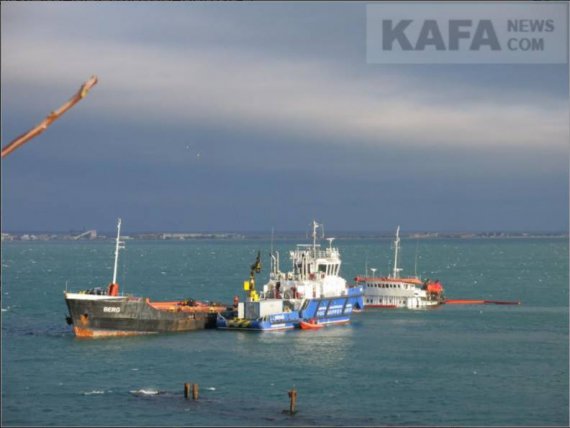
[1,238,568,426]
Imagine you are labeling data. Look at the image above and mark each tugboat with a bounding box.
[217,221,364,331]
[355,226,444,310]
[64,218,231,338]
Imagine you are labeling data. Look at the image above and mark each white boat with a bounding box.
[355,226,444,310]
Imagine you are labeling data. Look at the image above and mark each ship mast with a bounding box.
[392,225,402,279]
[312,220,319,256]
[112,218,124,284]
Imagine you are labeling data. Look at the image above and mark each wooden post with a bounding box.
[288,388,297,414]
[192,383,199,400]
[184,383,190,399]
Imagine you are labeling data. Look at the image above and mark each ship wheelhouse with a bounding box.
[262,225,347,301]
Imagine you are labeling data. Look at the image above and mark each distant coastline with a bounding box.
[1,231,568,242]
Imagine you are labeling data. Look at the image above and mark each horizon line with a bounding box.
[2,229,568,236]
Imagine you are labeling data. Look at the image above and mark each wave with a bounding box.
[83,390,105,395]
[130,389,161,396]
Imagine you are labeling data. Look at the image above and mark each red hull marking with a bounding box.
[73,326,155,339]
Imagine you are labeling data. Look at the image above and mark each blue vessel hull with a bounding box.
[217,286,363,331]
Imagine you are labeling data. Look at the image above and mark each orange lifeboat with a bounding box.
[299,318,323,330]
[426,281,444,294]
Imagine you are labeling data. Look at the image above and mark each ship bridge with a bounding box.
[289,238,341,281]
[263,221,347,300]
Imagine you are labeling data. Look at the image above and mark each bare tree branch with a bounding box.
[1,75,98,158]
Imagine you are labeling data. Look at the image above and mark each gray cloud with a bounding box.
[1,2,568,232]
[3,2,567,153]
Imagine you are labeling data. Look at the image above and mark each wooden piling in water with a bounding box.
[184,383,199,400]
[288,388,297,414]
[184,383,190,399]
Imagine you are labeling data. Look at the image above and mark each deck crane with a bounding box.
[244,251,262,301]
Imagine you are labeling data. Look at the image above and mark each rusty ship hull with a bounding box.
[65,294,230,338]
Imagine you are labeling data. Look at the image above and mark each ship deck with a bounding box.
[147,300,227,313]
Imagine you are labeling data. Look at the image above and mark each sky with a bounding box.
[1,2,568,233]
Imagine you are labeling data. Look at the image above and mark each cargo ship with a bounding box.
[64,218,231,338]
[355,226,444,309]
[217,221,364,331]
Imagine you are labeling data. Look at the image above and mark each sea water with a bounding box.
[1,238,568,426]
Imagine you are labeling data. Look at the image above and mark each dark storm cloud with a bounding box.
[1,2,568,232]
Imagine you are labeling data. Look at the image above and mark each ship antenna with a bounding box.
[270,226,275,274]
[312,220,318,255]
[414,239,419,278]
[112,218,125,285]
[392,225,401,279]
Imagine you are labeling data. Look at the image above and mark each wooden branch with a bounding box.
[1,75,98,158]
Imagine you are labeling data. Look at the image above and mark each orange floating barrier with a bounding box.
[445,299,520,305]
[445,299,485,304]
[483,300,521,305]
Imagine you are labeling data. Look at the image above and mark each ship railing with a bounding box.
[291,249,340,261]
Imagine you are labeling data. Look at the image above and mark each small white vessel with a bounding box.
[355,226,444,310]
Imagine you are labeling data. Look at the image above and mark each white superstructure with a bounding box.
[357,226,444,310]
[261,221,348,305]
